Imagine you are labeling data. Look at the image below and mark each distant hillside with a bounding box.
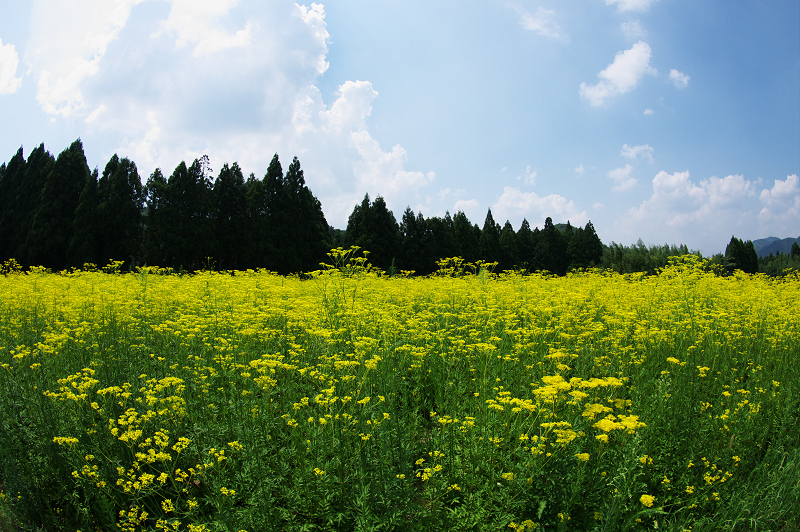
[753,236,800,258]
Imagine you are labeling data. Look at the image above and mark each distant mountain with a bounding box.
[753,236,800,258]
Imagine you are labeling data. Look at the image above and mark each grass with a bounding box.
[0,250,797,531]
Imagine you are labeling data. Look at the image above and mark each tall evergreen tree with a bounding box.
[345,194,400,272]
[278,156,330,273]
[26,139,91,269]
[499,220,518,270]
[144,168,170,267]
[213,162,248,270]
[1,144,55,264]
[97,154,144,268]
[0,147,27,260]
[725,236,758,274]
[516,219,534,268]
[453,210,479,263]
[69,168,100,267]
[426,212,457,271]
[479,209,501,263]
[531,217,568,275]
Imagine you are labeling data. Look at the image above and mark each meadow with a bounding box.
[0,249,798,532]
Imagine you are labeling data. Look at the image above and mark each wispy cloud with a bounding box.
[620,21,647,41]
[606,0,658,13]
[517,165,537,185]
[580,41,657,106]
[669,69,690,89]
[621,143,654,162]
[514,5,565,39]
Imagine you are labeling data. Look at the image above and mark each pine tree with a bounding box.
[516,219,534,269]
[279,156,330,273]
[531,217,568,275]
[453,210,479,263]
[26,139,91,269]
[1,144,55,264]
[97,154,144,268]
[479,209,501,263]
[69,168,100,267]
[426,212,457,271]
[0,147,27,260]
[345,194,400,272]
[213,162,247,270]
[144,168,170,267]
[499,220,518,270]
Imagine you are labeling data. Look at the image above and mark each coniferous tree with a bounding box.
[279,156,330,273]
[516,219,534,269]
[499,220,518,270]
[69,168,100,267]
[345,194,400,272]
[144,168,170,267]
[479,209,501,264]
[725,236,758,274]
[531,217,568,275]
[426,212,457,273]
[26,139,91,269]
[452,211,479,263]
[400,207,429,273]
[2,144,55,264]
[97,155,144,268]
[213,162,248,271]
[0,147,27,260]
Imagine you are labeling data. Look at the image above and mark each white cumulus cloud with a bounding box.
[580,41,657,106]
[29,0,147,117]
[606,0,658,12]
[617,171,759,252]
[607,164,637,191]
[669,69,690,89]
[0,39,23,94]
[491,186,588,228]
[758,174,800,233]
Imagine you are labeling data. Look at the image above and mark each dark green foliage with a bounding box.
[26,139,91,270]
[214,162,248,271]
[399,208,433,274]
[425,212,458,272]
[345,194,400,272]
[725,236,758,274]
[143,168,169,266]
[792,242,800,259]
[499,220,517,271]
[602,240,694,274]
[0,145,55,265]
[452,210,479,263]
[97,155,144,268]
[273,157,331,274]
[479,209,501,264]
[515,219,534,269]
[567,221,604,269]
[531,217,567,275]
[69,168,100,267]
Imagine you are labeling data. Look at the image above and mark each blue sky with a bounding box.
[0,0,798,255]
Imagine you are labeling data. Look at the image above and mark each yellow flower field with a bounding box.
[0,251,798,531]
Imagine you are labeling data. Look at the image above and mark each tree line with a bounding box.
[0,140,329,274]
[3,139,795,277]
[0,139,607,275]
